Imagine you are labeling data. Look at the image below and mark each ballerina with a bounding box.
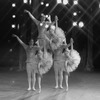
[13,34,42,92]
[65,38,81,72]
[48,16,66,51]
[53,37,81,91]
[24,10,52,50]
[36,40,53,76]
[64,38,81,91]
[53,41,70,90]
[35,39,53,93]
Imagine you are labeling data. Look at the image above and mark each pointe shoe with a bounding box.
[55,85,58,89]
[60,85,63,89]
[27,87,31,91]
[32,87,36,91]
[66,88,68,92]
[39,88,41,93]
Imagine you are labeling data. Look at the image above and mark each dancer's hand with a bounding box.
[41,13,46,19]
[12,34,17,38]
[47,15,51,20]
[24,10,29,13]
[70,38,74,44]
[36,40,40,47]
[55,16,58,21]
[48,15,51,18]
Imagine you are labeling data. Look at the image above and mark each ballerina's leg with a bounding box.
[54,66,59,88]
[59,70,64,89]
[65,72,69,91]
[38,74,42,93]
[26,63,32,91]
[32,71,36,91]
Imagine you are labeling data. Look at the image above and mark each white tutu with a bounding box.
[49,27,66,50]
[38,51,53,75]
[55,27,66,41]
[65,49,81,73]
[55,27,66,46]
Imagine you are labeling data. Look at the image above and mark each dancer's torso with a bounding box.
[37,22,48,39]
[25,46,38,63]
[54,47,65,61]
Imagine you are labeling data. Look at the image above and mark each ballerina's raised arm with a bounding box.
[12,34,28,49]
[24,10,40,26]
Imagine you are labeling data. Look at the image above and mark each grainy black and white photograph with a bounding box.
[0,0,100,100]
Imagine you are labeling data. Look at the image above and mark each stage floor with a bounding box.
[0,69,100,100]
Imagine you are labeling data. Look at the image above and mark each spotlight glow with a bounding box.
[41,2,44,5]
[23,0,28,4]
[12,24,16,28]
[63,0,68,5]
[78,21,84,28]
[45,15,48,18]
[45,3,49,7]
[57,0,62,4]
[73,22,77,26]
[73,0,78,5]
[12,15,16,18]
[73,12,77,16]
[40,23,43,26]
[12,3,16,7]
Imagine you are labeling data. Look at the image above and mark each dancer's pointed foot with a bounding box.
[27,87,31,91]
[39,88,41,93]
[60,85,63,89]
[66,88,68,92]
[55,85,58,89]
[32,87,36,91]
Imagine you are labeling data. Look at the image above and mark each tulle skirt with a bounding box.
[55,27,65,39]
[26,62,38,73]
[50,27,66,50]
[65,49,81,73]
[54,60,65,72]
[38,52,53,75]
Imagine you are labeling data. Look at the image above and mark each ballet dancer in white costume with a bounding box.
[64,38,81,91]
[24,10,52,50]
[13,34,43,93]
[53,38,81,91]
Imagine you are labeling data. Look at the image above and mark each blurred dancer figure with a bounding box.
[24,10,51,50]
[36,40,53,76]
[53,42,70,90]
[64,38,81,91]
[53,38,81,91]
[13,34,42,92]
[48,16,66,51]
[36,40,53,93]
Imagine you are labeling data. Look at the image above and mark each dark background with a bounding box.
[0,0,100,72]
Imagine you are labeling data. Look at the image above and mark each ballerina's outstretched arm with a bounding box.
[12,34,28,49]
[70,38,74,55]
[55,16,58,30]
[47,15,52,23]
[24,10,39,25]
